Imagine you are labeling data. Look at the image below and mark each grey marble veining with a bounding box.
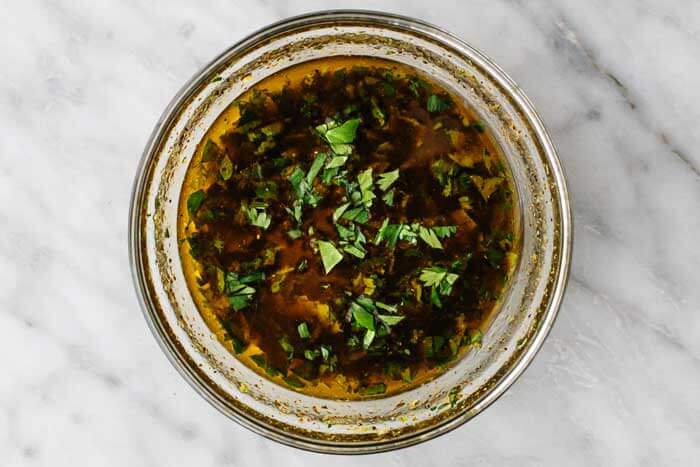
[1,1,699,465]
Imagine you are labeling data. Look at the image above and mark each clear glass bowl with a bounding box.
[129,10,572,454]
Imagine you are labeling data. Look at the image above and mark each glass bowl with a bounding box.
[129,10,572,454]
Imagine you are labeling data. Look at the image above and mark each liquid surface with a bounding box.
[179,57,518,399]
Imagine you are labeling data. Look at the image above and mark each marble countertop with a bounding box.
[2,1,699,465]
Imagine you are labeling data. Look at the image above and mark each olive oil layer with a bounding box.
[179,57,518,399]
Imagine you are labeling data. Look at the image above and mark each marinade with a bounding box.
[179,57,518,399]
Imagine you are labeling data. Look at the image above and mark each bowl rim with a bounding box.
[129,9,573,454]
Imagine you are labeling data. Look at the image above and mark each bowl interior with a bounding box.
[130,11,570,453]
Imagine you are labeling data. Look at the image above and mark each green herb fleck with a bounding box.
[201,139,220,162]
[351,302,375,331]
[487,247,505,268]
[245,204,272,230]
[359,383,386,396]
[298,322,310,339]
[333,202,351,222]
[377,169,399,192]
[370,97,386,126]
[419,267,459,307]
[433,226,457,238]
[325,155,348,169]
[315,118,361,155]
[341,206,369,224]
[342,243,367,259]
[377,314,406,326]
[219,156,233,181]
[320,345,331,361]
[187,190,206,217]
[278,336,294,359]
[307,152,327,184]
[357,168,376,208]
[418,226,443,249]
[382,189,395,206]
[224,271,263,311]
[427,94,452,113]
[317,240,343,274]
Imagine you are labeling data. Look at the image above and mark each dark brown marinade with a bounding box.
[179,57,517,399]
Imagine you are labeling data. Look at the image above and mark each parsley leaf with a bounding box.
[418,226,443,249]
[377,169,399,191]
[224,271,264,310]
[349,297,404,349]
[320,344,331,362]
[351,302,375,331]
[374,219,403,248]
[306,152,327,184]
[278,336,294,359]
[315,118,361,155]
[370,97,386,126]
[433,226,457,238]
[382,189,395,206]
[288,167,306,198]
[245,203,271,229]
[333,202,351,222]
[427,94,452,113]
[419,267,459,308]
[419,267,456,288]
[360,383,386,395]
[201,139,220,162]
[287,158,327,224]
[187,190,206,216]
[219,156,233,181]
[375,301,397,313]
[377,314,406,326]
[227,284,255,310]
[286,229,301,240]
[357,168,376,208]
[298,322,310,339]
[317,240,343,274]
[319,118,360,144]
[325,155,348,169]
[341,206,369,224]
[335,223,355,241]
[343,243,366,259]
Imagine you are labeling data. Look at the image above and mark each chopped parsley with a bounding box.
[315,118,361,155]
[359,383,386,395]
[317,240,343,274]
[427,94,452,113]
[377,169,399,191]
[219,156,233,180]
[224,271,264,310]
[187,190,206,216]
[245,202,271,230]
[298,322,310,339]
[419,266,459,308]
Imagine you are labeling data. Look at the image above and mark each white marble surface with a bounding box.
[1,0,699,465]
